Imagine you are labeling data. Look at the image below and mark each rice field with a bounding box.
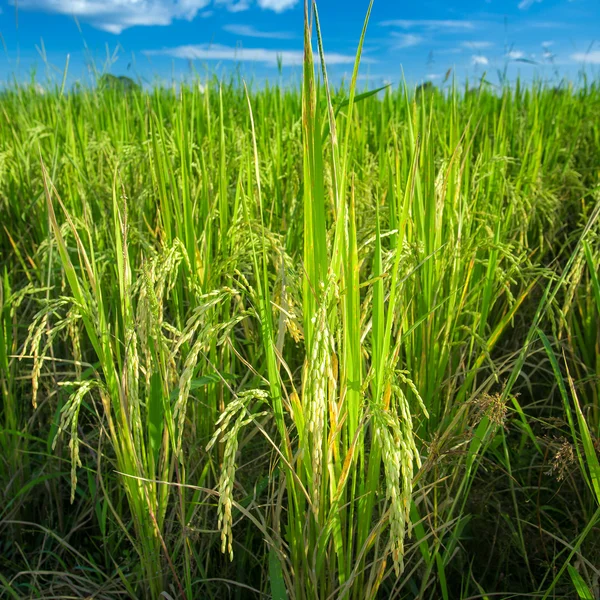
[1,4,599,599]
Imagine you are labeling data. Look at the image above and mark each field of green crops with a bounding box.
[1,5,599,599]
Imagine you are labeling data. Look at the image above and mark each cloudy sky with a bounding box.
[0,0,598,87]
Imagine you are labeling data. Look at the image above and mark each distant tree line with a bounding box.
[98,74,141,93]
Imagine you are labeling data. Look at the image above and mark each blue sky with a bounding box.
[0,0,598,88]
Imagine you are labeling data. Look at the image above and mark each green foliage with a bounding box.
[98,73,141,93]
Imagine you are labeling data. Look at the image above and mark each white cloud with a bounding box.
[13,0,298,32]
[218,0,251,12]
[462,41,493,49]
[147,43,365,66]
[472,55,489,65]
[381,19,475,31]
[507,50,525,59]
[542,40,554,46]
[426,73,440,80]
[571,50,600,64]
[391,33,423,49]
[257,0,298,12]
[15,0,211,33]
[518,0,542,9]
[223,24,293,39]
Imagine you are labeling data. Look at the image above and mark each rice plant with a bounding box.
[0,2,599,598]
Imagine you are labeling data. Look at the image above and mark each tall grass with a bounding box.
[1,3,599,598]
